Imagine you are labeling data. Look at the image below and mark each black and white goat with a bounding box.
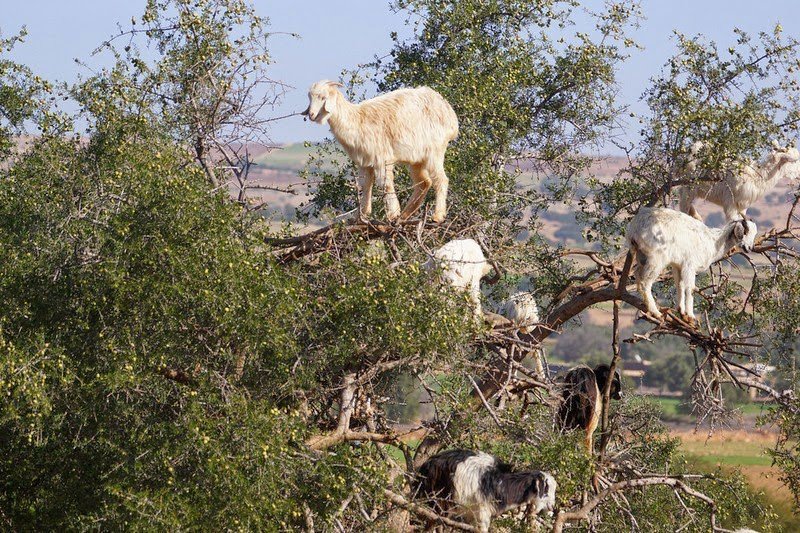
[557,364,622,454]
[415,449,556,532]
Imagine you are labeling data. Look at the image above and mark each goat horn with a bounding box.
[326,81,344,88]
[484,259,503,285]
[474,234,503,285]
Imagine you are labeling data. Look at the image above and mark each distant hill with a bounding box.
[252,142,319,172]
[252,143,799,247]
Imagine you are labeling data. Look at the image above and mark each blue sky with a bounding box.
[3,1,800,147]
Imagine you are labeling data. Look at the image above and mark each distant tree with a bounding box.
[551,323,614,363]
[645,353,695,393]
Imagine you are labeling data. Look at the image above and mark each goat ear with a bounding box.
[537,474,547,496]
[733,221,745,240]
[323,95,337,114]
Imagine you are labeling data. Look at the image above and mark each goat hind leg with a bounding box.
[399,163,432,220]
[639,260,664,319]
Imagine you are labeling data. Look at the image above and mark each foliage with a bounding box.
[644,352,695,392]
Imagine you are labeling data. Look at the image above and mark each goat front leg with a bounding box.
[431,159,449,223]
[381,164,401,221]
[679,190,703,221]
[681,270,697,324]
[672,267,685,317]
[469,279,483,319]
[724,205,745,222]
[357,167,376,221]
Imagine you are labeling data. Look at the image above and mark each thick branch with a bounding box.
[266,219,430,263]
[306,373,357,450]
[307,430,403,451]
[383,489,479,532]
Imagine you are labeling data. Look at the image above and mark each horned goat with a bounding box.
[679,141,800,221]
[425,239,498,317]
[302,80,458,222]
[415,449,556,533]
[627,207,757,322]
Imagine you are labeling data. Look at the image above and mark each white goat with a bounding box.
[679,141,800,221]
[425,239,497,317]
[302,80,458,222]
[498,291,540,332]
[497,290,546,374]
[626,207,757,322]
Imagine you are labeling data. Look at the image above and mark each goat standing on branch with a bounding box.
[627,207,757,324]
[415,449,556,533]
[302,80,459,222]
[498,291,540,333]
[557,364,622,455]
[679,140,800,221]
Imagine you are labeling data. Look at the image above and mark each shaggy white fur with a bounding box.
[425,238,494,317]
[452,452,498,529]
[627,208,757,322]
[679,141,800,221]
[445,452,556,532]
[303,80,458,222]
[498,291,540,331]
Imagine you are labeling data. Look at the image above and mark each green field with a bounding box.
[679,437,774,466]
[654,396,768,418]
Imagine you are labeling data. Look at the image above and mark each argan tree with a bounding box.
[2,0,800,532]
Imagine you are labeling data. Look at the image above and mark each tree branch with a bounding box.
[382,489,479,532]
[552,475,719,533]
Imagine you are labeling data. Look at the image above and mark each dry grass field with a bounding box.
[673,429,797,526]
